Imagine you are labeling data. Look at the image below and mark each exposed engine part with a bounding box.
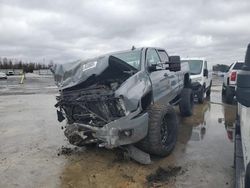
[64,123,98,146]
[56,84,126,127]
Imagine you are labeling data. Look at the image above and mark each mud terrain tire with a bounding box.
[137,104,178,157]
[179,88,193,117]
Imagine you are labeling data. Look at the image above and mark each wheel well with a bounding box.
[141,91,153,111]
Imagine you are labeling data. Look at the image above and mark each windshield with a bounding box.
[112,50,141,70]
[183,60,203,75]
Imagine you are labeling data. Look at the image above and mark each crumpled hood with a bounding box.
[51,55,137,90]
[51,56,109,89]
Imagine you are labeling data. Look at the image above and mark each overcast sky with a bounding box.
[0,0,250,67]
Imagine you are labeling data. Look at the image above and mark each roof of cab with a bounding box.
[181,57,206,61]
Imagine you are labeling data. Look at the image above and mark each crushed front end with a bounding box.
[53,54,149,148]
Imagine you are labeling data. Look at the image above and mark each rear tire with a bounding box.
[137,104,178,157]
[225,86,234,104]
[222,87,226,96]
[206,82,212,97]
[179,88,193,117]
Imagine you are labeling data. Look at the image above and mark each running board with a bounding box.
[235,134,245,188]
[235,118,245,188]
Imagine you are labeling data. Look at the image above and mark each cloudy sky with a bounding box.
[0,0,250,67]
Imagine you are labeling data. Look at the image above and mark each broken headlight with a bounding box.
[118,97,129,115]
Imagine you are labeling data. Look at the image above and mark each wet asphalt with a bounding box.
[0,75,236,188]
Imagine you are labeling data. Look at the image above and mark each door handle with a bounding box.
[164,73,168,77]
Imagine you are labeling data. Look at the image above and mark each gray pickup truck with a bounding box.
[53,47,193,162]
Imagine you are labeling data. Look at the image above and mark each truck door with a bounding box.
[146,48,171,104]
[157,49,179,101]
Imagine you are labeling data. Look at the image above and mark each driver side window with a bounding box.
[146,49,161,67]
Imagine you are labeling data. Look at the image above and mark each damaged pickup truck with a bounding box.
[52,47,193,163]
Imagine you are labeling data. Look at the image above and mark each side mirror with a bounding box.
[167,56,181,72]
[203,69,208,77]
[148,64,157,72]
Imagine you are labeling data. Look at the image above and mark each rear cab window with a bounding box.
[233,62,244,70]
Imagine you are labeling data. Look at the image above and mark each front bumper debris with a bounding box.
[66,109,149,148]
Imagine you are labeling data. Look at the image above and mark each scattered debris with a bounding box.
[112,149,129,163]
[124,145,151,165]
[146,166,182,185]
[57,146,86,156]
[58,146,74,156]
[122,174,135,182]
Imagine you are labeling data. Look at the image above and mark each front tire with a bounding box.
[198,87,205,103]
[179,88,194,117]
[137,104,178,157]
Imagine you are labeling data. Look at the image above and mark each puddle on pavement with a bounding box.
[58,89,236,188]
[176,91,236,187]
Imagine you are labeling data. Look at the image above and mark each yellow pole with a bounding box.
[19,73,25,84]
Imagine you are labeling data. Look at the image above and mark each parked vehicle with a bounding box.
[52,47,194,163]
[218,71,226,77]
[182,58,212,103]
[222,61,244,103]
[6,70,14,76]
[0,72,7,79]
[235,43,250,188]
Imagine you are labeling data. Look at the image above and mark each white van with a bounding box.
[182,58,212,103]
